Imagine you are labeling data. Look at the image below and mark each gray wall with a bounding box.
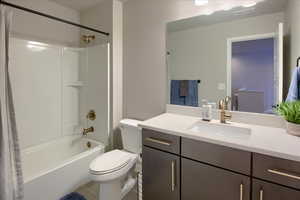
[123,0,214,120]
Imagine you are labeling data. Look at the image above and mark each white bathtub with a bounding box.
[21,135,105,200]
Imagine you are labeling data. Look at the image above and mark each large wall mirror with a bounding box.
[167,0,299,115]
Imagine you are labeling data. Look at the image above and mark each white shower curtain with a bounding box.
[0,6,24,200]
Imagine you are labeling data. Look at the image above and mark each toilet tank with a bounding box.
[120,119,142,154]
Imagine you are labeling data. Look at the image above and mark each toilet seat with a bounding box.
[89,150,135,175]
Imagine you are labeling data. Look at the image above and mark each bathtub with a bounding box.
[21,135,105,200]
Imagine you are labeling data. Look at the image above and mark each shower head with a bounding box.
[82,35,95,44]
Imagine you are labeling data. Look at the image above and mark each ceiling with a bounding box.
[168,0,288,33]
[50,0,105,11]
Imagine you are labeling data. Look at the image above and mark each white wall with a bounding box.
[167,13,283,106]
[7,0,80,46]
[80,0,113,45]
[123,0,274,120]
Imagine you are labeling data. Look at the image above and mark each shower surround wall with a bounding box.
[7,0,110,149]
[6,0,81,149]
[10,37,109,200]
[4,1,110,199]
[80,0,124,135]
[80,0,113,144]
[10,38,63,149]
[10,38,78,148]
[10,38,109,150]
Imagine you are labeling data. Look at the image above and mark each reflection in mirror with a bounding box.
[166,0,300,115]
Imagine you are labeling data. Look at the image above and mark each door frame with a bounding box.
[226,33,276,99]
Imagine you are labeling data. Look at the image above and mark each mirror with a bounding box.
[167,0,298,114]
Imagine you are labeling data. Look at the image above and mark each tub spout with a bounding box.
[82,126,94,136]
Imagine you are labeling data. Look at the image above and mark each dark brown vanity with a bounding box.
[142,129,300,200]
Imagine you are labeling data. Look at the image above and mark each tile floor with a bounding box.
[75,181,138,200]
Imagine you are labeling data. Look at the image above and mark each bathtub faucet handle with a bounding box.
[82,126,94,136]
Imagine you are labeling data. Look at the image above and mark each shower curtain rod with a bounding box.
[0,0,110,36]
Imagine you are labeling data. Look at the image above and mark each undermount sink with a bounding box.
[188,120,251,137]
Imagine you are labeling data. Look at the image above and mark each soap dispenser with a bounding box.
[202,99,212,121]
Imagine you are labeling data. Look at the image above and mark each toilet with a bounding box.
[89,119,142,200]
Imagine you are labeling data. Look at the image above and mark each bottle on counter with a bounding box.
[202,100,212,121]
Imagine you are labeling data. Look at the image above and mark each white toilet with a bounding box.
[89,119,142,200]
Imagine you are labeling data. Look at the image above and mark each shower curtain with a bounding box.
[0,6,24,200]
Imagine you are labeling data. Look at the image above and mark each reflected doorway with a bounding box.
[230,38,275,114]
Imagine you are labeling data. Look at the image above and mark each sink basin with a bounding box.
[188,121,251,137]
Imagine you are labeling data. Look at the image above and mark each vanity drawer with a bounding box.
[253,153,300,190]
[142,129,180,154]
[182,138,251,175]
[252,179,300,200]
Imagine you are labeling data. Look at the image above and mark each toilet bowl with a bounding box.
[89,119,142,200]
[89,150,138,183]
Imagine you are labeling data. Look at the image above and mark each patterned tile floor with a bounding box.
[75,181,138,200]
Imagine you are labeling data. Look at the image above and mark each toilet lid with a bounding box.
[89,150,132,175]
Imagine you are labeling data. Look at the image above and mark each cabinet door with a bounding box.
[142,146,180,200]
[182,158,250,200]
[252,179,300,200]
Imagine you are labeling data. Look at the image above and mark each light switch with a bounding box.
[218,83,226,90]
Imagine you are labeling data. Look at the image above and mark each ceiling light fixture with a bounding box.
[27,41,48,51]
[242,2,257,7]
[27,44,47,51]
[222,4,234,11]
[204,9,214,15]
[195,0,208,6]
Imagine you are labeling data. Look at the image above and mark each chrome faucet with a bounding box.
[82,126,94,136]
[219,97,232,124]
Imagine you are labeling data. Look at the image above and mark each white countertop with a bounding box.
[139,113,300,162]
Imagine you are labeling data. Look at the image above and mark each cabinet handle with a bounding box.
[171,161,176,192]
[267,169,300,180]
[145,137,172,146]
[259,189,264,200]
[240,183,243,200]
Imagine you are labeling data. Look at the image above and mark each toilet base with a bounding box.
[98,175,137,200]
[99,180,122,200]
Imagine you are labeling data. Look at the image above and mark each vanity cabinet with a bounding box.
[252,179,300,200]
[182,158,250,200]
[142,128,180,154]
[253,153,300,190]
[142,146,180,200]
[182,138,251,175]
[142,129,300,200]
